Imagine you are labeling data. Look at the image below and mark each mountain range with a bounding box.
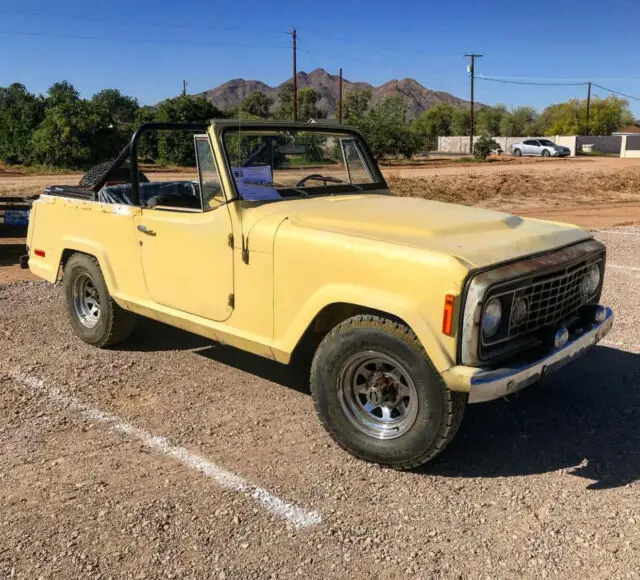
[193,68,469,119]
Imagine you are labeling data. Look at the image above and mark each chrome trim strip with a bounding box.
[467,307,614,404]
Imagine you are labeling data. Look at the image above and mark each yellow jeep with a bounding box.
[24,121,613,469]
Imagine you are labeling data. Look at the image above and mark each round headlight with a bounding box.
[482,298,503,338]
[511,297,528,327]
[581,263,601,297]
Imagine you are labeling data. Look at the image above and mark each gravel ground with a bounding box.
[1,227,640,579]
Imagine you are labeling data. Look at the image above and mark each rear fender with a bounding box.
[30,237,117,292]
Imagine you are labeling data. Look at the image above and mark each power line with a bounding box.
[0,10,288,36]
[592,82,640,102]
[477,74,640,101]
[0,29,290,50]
[476,75,587,87]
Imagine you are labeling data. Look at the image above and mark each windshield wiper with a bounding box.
[243,180,309,197]
[298,175,364,193]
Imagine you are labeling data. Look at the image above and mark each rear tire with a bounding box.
[79,160,149,191]
[310,315,466,469]
[513,148,522,157]
[63,253,137,347]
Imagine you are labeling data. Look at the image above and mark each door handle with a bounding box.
[137,224,156,236]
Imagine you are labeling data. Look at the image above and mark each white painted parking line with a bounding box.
[7,371,322,530]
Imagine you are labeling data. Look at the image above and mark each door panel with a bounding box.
[135,207,234,321]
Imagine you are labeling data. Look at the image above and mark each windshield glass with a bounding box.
[222,129,381,201]
[539,139,556,146]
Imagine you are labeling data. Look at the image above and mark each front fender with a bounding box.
[271,283,456,373]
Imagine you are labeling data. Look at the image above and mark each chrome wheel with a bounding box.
[338,351,419,440]
[72,273,101,329]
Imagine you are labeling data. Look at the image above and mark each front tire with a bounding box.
[541,149,551,157]
[63,253,137,347]
[310,315,466,469]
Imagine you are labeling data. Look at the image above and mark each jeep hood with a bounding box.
[280,194,590,268]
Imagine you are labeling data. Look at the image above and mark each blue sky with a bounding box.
[1,0,639,116]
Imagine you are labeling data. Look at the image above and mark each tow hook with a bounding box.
[19,255,29,269]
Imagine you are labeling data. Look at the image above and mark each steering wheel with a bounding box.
[295,174,345,188]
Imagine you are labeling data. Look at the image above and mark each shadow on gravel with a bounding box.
[119,321,639,489]
[121,318,212,352]
[424,345,640,490]
[0,243,27,267]
[195,344,311,395]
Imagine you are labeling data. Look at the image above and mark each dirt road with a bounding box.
[1,226,639,579]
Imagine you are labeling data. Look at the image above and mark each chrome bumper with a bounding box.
[444,307,614,404]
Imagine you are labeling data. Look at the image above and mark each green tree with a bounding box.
[240,91,273,118]
[500,106,539,136]
[476,105,506,136]
[91,89,140,161]
[29,82,103,167]
[451,106,470,136]
[155,96,223,165]
[413,102,455,149]
[343,89,372,122]
[353,95,424,159]
[46,81,80,108]
[0,83,45,163]
[535,95,633,136]
[273,83,294,119]
[297,87,323,120]
[135,106,160,161]
[588,96,634,135]
[273,84,323,120]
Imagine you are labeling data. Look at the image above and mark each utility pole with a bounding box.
[289,26,297,121]
[182,80,187,97]
[338,68,343,123]
[464,53,482,154]
[585,81,592,136]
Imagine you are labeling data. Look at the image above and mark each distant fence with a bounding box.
[436,135,626,157]
[576,136,622,155]
[621,135,640,158]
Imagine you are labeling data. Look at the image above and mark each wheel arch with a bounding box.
[274,290,455,373]
[57,240,118,293]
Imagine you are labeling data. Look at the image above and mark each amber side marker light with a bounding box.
[34,249,46,257]
[442,294,455,335]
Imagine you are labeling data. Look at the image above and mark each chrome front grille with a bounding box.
[510,260,596,336]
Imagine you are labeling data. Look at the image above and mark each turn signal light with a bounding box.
[442,294,455,336]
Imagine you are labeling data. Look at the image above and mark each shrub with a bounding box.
[473,135,501,160]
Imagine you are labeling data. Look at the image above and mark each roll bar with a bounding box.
[92,122,209,205]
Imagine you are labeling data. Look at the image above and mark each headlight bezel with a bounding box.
[581,262,601,299]
[482,297,503,339]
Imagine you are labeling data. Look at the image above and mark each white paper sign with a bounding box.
[231,166,281,201]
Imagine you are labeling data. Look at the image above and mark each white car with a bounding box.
[511,139,571,157]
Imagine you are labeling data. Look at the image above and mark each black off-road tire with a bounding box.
[310,315,467,470]
[79,160,149,191]
[63,253,137,347]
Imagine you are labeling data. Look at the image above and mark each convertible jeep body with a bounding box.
[24,121,613,469]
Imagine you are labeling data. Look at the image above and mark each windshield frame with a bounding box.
[215,122,388,202]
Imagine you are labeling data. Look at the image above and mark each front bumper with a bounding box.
[443,307,614,404]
